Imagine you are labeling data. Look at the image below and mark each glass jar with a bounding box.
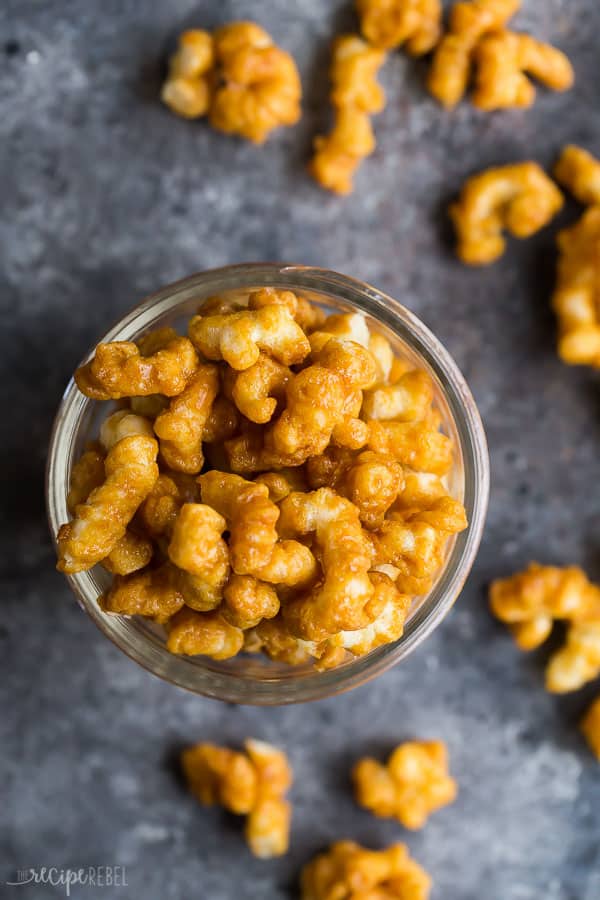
[46,264,489,705]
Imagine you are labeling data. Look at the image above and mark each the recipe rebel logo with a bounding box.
[5,866,128,896]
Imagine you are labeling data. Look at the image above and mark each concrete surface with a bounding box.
[1,1,599,897]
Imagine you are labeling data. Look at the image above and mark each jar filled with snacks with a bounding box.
[47,264,489,704]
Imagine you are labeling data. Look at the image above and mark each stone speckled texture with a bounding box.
[1,1,600,898]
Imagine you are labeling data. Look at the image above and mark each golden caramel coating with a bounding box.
[223,574,280,629]
[301,841,431,900]
[472,31,574,111]
[309,312,372,353]
[362,370,434,421]
[244,738,293,859]
[225,422,308,475]
[167,606,244,658]
[202,395,241,443]
[552,206,600,368]
[554,145,600,207]
[268,339,377,461]
[309,32,387,195]
[449,162,564,265]
[245,797,291,859]
[581,697,600,761]
[136,473,193,538]
[368,420,453,475]
[427,0,521,108]
[329,572,412,657]
[57,435,159,574]
[369,332,395,384]
[230,352,291,423]
[306,448,404,530]
[75,333,198,400]
[248,615,314,666]
[189,304,310,370]
[129,394,170,419]
[305,445,356,490]
[182,742,258,813]
[182,738,292,858]
[279,488,376,639]
[329,36,387,114]
[67,444,105,513]
[154,364,219,473]
[209,22,302,144]
[353,740,457,829]
[310,106,376,197]
[342,452,405,530]
[168,503,230,610]
[161,29,215,119]
[100,563,184,624]
[200,471,317,587]
[247,287,326,332]
[545,621,600,694]
[200,471,279,572]
[99,409,155,450]
[370,520,447,583]
[101,530,154,576]
[254,468,308,503]
[490,563,600,650]
[357,0,442,54]
[67,438,155,576]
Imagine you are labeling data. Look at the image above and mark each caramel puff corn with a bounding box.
[226,352,291,424]
[552,206,600,368]
[224,336,376,474]
[209,22,302,144]
[357,0,442,55]
[472,30,573,111]
[181,738,292,858]
[428,0,521,108]
[306,447,404,530]
[353,740,457,828]
[581,697,600,761]
[161,29,214,119]
[75,327,198,399]
[189,303,310,370]
[489,562,600,651]
[153,363,220,473]
[545,620,600,694]
[168,503,230,611]
[450,162,564,265]
[100,564,185,624]
[66,439,153,576]
[310,35,386,195]
[278,488,378,640]
[554,145,600,207]
[200,471,317,588]
[247,286,327,332]
[268,338,377,459]
[301,841,432,900]
[57,424,159,574]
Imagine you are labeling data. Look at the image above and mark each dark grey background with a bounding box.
[1,1,599,898]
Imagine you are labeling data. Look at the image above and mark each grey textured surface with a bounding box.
[1,1,600,898]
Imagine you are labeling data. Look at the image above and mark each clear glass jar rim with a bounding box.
[46,263,490,704]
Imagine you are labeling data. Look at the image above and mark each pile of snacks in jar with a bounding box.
[55,288,468,671]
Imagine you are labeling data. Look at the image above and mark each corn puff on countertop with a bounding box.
[2,1,600,899]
